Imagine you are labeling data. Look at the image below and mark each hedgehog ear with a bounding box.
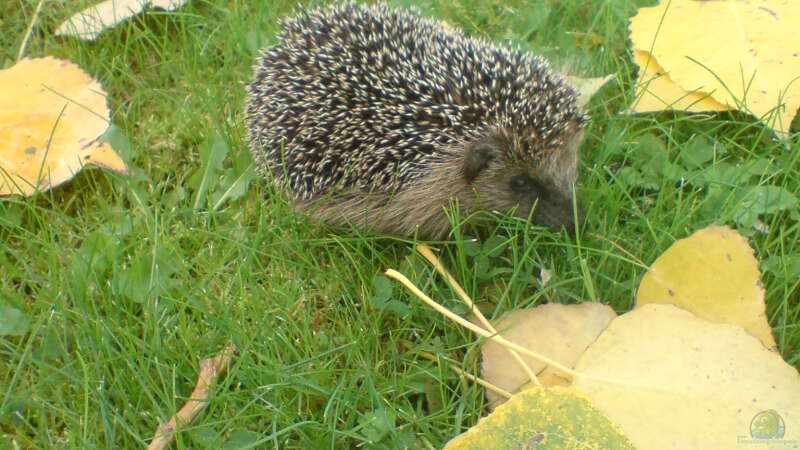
[463,144,494,183]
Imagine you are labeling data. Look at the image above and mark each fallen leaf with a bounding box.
[629,0,800,137]
[564,74,616,109]
[0,57,126,196]
[56,0,190,41]
[630,50,729,113]
[480,302,617,405]
[635,225,776,349]
[148,342,237,450]
[573,303,800,450]
[444,386,635,450]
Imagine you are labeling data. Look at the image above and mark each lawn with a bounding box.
[1,0,798,448]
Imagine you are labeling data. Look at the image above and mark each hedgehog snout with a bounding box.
[509,175,583,234]
[533,187,584,235]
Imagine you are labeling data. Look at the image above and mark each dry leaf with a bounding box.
[480,302,617,405]
[564,74,616,109]
[148,342,237,450]
[630,50,729,113]
[56,0,190,41]
[0,57,126,196]
[444,386,635,450]
[573,303,800,450]
[635,225,775,349]
[539,267,552,287]
[629,0,800,137]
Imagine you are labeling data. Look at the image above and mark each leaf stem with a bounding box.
[386,269,579,380]
[416,245,540,386]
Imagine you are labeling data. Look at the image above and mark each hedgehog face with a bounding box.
[461,126,585,233]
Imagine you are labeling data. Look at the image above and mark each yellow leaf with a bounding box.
[635,225,775,349]
[56,0,190,41]
[629,0,800,137]
[480,302,617,406]
[630,50,729,113]
[573,303,800,450]
[0,57,127,197]
[444,386,635,450]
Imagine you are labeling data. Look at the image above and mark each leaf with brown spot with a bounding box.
[635,225,776,349]
[0,57,127,196]
[444,386,635,450]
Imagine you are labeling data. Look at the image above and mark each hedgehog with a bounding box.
[245,3,586,239]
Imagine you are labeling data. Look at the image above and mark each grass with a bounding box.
[1,0,798,448]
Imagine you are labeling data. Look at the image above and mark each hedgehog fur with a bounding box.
[246,2,585,238]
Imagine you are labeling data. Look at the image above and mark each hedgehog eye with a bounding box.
[509,174,532,192]
[522,142,532,153]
